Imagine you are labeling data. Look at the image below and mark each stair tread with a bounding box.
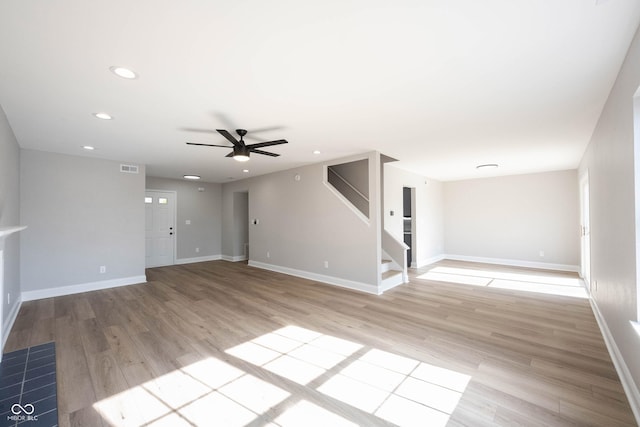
[381,259,392,264]
[381,270,402,280]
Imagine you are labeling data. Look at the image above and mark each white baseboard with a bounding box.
[221,255,248,262]
[443,254,579,272]
[416,254,446,268]
[175,255,222,265]
[589,298,640,425]
[21,275,147,301]
[248,260,379,295]
[2,296,22,352]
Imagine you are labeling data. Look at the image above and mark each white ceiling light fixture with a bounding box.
[183,175,201,180]
[476,163,499,170]
[313,150,321,155]
[93,112,113,120]
[109,66,138,80]
[242,169,249,173]
[82,145,95,150]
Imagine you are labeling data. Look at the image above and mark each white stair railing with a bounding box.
[327,167,369,218]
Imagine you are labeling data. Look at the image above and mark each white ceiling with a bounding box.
[1,1,639,182]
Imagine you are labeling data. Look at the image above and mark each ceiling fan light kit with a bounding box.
[233,145,250,162]
[186,128,288,162]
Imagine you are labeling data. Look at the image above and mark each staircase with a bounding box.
[325,153,409,293]
[381,258,404,291]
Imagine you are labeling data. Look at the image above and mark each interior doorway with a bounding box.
[233,192,249,261]
[403,187,415,267]
[580,173,591,290]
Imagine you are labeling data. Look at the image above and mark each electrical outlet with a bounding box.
[7,293,10,305]
[267,251,270,258]
[324,261,329,268]
[539,250,545,257]
[99,266,106,274]
[186,219,191,225]
[195,247,200,253]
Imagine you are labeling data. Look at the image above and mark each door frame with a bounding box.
[145,189,177,267]
[579,172,591,290]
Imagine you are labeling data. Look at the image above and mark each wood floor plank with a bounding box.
[5,260,637,426]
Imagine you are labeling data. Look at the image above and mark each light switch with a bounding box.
[186,220,191,225]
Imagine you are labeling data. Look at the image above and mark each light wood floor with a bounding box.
[5,260,637,426]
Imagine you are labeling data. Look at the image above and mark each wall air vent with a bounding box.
[120,164,139,174]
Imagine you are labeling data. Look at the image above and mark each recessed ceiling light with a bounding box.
[183,175,201,180]
[242,169,249,173]
[476,163,499,170]
[93,112,113,120]
[82,145,95,150]
[109,66,138,79]
[313,150,321,155]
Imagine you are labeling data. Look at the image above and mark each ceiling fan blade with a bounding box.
[216,129,241,146]
[186,142,233,148]
[225,152,234,157]
[246,139,288,149]
[251,149,280,157]
[247,125,285,134]
[181,127,218,134]
[213,112,237,129]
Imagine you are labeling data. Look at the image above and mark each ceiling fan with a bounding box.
[186,129,288,162]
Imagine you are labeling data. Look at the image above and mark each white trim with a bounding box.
[323,180,371,226]
[416,254,446,268]
[589,299,640,425]
[221,255,248,262]
[380,273,404,293]
[175,255,222,265]
[21,275,147,301]
[0,226,27,239]
[443,254,579,272]
[323,155,372,226]
[248,260,379,295]
[2,295,22,352]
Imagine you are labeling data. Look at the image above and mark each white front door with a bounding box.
[145,190,176,267]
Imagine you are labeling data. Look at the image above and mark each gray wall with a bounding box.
[579,21,640,406]
[222,153,380,288]
[443,170,580,268]
[0,105,21,328]
[384,164,444,266]
[20,150,146,292]
[146,177,222,261]
[329,159,369,198]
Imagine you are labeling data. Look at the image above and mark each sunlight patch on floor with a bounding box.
[317,348,470,427]
[95,325,471,426]
[417,266,588,298]
[94,356,280,426]
[225,325,360,385]
[271,400,358,427]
